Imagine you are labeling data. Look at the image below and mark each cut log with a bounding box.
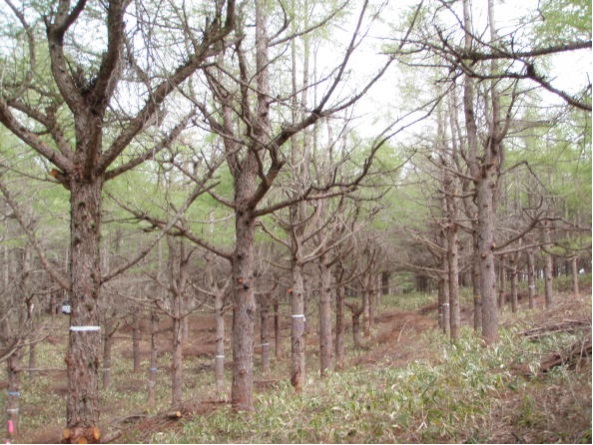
[166,411,182,420]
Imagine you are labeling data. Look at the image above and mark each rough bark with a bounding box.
[477,165,499,344]
[463,0,503,345]
[230,205,257,410]
[65,178,103,442]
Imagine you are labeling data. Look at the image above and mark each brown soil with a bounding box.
[353,308,437,368]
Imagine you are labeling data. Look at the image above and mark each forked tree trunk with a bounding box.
[214,290,226,397]
[318,259,333,376]
[351,310,363,349]
[64,178,103,444]
[345,302,364,349]
[463,0,502,346]
[290,261,306,392]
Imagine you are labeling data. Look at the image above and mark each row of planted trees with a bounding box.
[381,0,591,343]
[0,201,389,436]
[0,0,590,442]
[0,0,402,441]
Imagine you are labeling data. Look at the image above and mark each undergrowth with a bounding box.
[152,304,592,444]
[3,289,589,443]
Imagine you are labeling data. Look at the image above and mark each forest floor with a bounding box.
[4,284,591,444]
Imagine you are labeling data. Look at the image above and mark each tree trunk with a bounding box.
[381,271,390,296]
[438,276,450,336]
[351,309,363,349]
[214,290,226,398]
[362,285,371,338]
[510,253,518,313]
[28,343,37,378]
[463,0,502,346]
[171,314,183,407]
[477,175,499,344]
[148,310,159,407]
[498,254,507,310]
[65,178,103,443]
[447,224,460,342]
[571,255,579,298]
[472,230,482,332]
[259,294,271,374]
[102,325,115,389]
[132,311,142,373]
[543,222,554,309]
[290,261,306,392]
[230,205,257,411]
[318,259,333,377]
[334,283,345,370]
[526,249,536,309]
[181,314,189,345]
[6,351,21,443]
[273,298,281,359]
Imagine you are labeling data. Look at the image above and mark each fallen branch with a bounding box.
[539,336,592,374]
[515,335,592,377]
[521,319,590,340]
